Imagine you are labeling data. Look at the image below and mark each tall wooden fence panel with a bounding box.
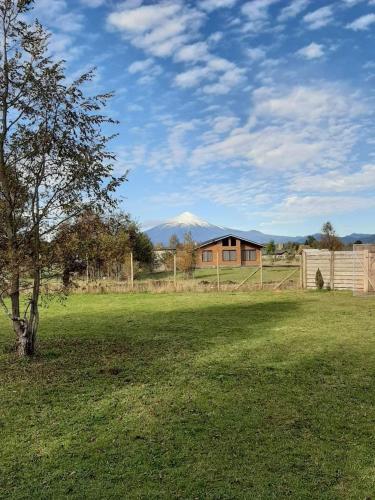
[302,249,374,293]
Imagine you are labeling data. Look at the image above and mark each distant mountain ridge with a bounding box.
[145,212,375,246]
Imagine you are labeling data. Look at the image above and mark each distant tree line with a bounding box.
[264,222,356,259]
[53,211,154,286]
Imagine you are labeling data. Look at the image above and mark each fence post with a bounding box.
[260,252,263,289]
[216,251,220,292]
[330,251,335,290]
[130,251,134,290]
[303,251,307,289]
[86,253,89,285]
[173,252,177,290]
[364,249,369,293]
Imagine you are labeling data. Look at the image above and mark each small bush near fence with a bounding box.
[315,268,324,290]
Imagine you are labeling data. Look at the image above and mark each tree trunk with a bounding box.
[13,317,36,357]
[10,277,39,357]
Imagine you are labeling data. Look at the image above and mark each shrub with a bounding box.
[315,268,324,290]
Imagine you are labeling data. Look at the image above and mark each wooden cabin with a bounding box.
[195,235,263,269]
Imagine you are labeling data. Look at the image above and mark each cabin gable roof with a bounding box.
[196,234,264,249]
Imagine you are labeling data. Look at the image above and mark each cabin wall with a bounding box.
[195,239,261,268]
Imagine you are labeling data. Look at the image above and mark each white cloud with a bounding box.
[199,0,238,12]
[267,195,375,218]
[296,42,325,60]
[175,66,213,88]
[175,56,245,94]
[241,0,280,33]
[242,0,278,20]
[252,85,363,122]
[128,103,143,112]
[108,3,180,33]
[33,0,84,33]
[211,116,240,133]
[189,84,367,172]
[140,83,368,183]
[107,2,205,58]
[202,66,245,94]
[342,0,367,6]
[247,47,267,61]
[80,0,105,7]
[47,32,83,60]
[146,121,200,172]
[128,58,154,74]
[303,6,333,30]
[148,176,271,211]
[190,127,325,170]
[208,32,223,43]
[291,164,375,192]
[278,0,310,21]
[363,60,375,69]
[107,0,244,93]
[127,58,162,84]
[174,42,209,62]
[347,13,375,31]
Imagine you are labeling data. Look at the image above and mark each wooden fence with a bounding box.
[301,248,375,293]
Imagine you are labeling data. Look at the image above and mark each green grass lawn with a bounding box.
[0,291,374,499]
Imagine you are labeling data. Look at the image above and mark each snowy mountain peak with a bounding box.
[166,212,211,227]
[145,212,375,246]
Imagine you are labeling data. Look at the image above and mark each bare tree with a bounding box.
[0,1,125,356]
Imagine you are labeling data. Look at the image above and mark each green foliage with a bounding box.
[266,239,276,255]
[132,231,155,269]
[53,211,154,283]
[1,291,375,498]
[305,235,318,248]
[315,268,324,290]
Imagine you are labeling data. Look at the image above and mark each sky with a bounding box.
[31,0,375,235]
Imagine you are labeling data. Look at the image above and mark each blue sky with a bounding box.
[32,0,375,235]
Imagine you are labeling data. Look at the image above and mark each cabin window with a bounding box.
[222,237,236,247]
[242,249,256,261]
[223,250,237,261]
[202,250,213,262]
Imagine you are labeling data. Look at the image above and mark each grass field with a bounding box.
[1,291,374,499]
[140,265,300,287]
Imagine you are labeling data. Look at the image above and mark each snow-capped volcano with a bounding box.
[146,212,227,246]
[165,212,213,228]
[145,212,375,247]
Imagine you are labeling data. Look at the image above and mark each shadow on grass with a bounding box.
[2,299,299,369]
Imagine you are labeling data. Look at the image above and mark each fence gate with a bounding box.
[353,244,375,295]
[302,246,375,294]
